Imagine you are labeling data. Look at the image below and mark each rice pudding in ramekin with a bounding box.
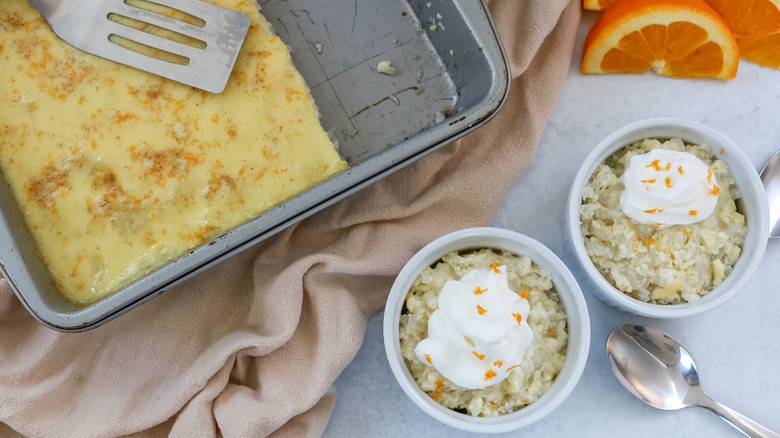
[567,117,768,318]
[383,227,589,433]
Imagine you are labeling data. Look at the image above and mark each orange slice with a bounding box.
[704,0,780,69]
[583,0,620,11]
[582,0,739,79]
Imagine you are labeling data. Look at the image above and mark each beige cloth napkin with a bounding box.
[0,1,581,436]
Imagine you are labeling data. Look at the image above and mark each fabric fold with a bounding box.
[0,1,581,436]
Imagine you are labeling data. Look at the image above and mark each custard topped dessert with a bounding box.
[0,0,347,305]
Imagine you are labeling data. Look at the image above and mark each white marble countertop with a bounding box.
[323,11,780,438]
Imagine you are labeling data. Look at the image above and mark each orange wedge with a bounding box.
[704,0,780,69]
[583,0,620,11]
[582,0,739,79]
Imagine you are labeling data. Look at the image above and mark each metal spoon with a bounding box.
[606,325,779,438]
[760,150,780,238]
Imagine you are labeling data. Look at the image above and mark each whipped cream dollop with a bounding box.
[414,265,533,390]
[620,148,720,227]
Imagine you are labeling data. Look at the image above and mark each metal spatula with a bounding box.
[27,0,251,93]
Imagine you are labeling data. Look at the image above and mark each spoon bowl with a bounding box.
[759,150,780,238]
[606,325,779,438]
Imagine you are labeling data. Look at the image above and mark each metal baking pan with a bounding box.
[0,0,510,331]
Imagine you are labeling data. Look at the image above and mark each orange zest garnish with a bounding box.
[494,360,504,368]
[433,378,445,401]
[641,179,656,184]
[506,364,521,372]
[520,289,529,299]
[484,369,497,381]
[547,328,557,335]
[582,0,739,79]
[665,177,673,187]
[690,210,698,216]
[644,208,665,214]
[647,159,663,171]
[489,262,501,273]
[425,354,433,365]
[473,351,486,360]
[678,166,684,174]
[512,312,523,325]
[706,169,720,195]
[473,286,487,295]
[476,305,487,315]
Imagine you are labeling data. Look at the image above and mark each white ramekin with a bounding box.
[566,117,769,318]
[383,227,590,433]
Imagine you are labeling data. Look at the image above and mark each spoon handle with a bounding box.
[698,398,780,438]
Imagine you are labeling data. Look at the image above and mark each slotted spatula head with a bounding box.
[28,0,251,93]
